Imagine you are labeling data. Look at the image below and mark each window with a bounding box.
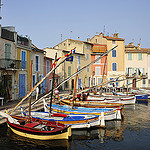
[86,54,89,60]
[65,81,69,88]
[35,55,39,71]
[143,79,146,84]
[95,67,101,75]
[49,79,52,90]
[128,53,132,60]
[96,39,97,43]
[112,50,116,57]
[68,66,71,76]
[110,78,113,85]
[143,68,145,75]
[116,79,119,87]
[93,78,95,86]
[21,51,26,69]
[32,75,35,88]
[89,77,90,87]
[78,66,81,74]
[112,63,117,71]
[87,44,89,49]
[46,61,50,73]
[78,56,81,64]
[87,67,89,72]
[78,78,81,89]
[112,40,116,44]
[138,53,142,60]
[126,79,130,85]
[97,78,102,85]
[5,43,11,59]
[142,79,146,88]
[95,55,100,64]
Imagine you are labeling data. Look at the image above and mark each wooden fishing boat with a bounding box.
[131,90,149,100]
[0,111,71,140]
[21,110,102,129]
[88,94,136,105]
[59,99,125,110]
[43,100,122,121]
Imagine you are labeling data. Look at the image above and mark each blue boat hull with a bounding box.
[135,94,148,100]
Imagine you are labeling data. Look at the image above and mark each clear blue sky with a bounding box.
[1,0,150,49]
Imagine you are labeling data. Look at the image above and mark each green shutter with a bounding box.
[68,66,71,76]
[5,43,11,59]
[128,53,132,60]
[138,53,142,60]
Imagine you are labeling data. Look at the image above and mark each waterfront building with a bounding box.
[51,39,92,91]
[0,25,18,101]
[43,56,53,93]
[88,33,125,88]
[125,42,149,88]
[16,34,32,99]
[43,47,66,90]
[88,41,107,87]
[31,44,46,95]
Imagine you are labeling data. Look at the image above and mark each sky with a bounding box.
[0,0,150,49]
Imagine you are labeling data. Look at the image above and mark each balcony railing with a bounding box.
[0,59,27,70]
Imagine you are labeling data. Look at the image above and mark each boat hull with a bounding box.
[44,102,121,121]
[87,95,136,105]
[23,111,101,129]
[7,116,71,140]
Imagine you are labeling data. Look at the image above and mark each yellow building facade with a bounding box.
[88,33,125,87]
[53,39,92,90]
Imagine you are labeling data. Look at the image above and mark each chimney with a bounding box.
[137,43,141,49]
[87,38,91,43]
[129,42,134,46]
[113,33,119,38]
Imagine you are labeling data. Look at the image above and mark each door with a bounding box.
[78,78,81,89]
[71,79,74,90]
[19,74,25,97]
[132,79,136,89]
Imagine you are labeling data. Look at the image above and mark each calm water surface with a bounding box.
[0,101,150,150]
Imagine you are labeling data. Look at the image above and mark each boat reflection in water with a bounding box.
[72,120,124,143]
[7,128,71,150]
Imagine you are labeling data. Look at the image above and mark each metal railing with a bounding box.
[0,59,27,69]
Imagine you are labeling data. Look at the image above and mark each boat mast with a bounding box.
[28,60,33,122]
[99,55,107,95]
[49,53,57,117]
[72,68,78,109]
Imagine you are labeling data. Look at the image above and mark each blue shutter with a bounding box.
[19,74,25,97]
[112,63,117,71]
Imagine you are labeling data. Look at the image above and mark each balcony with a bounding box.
[0,59,27,70]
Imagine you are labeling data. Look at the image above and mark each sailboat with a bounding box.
[0,110,71,140]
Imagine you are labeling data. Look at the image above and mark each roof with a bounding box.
[54,38,93,48]
[103,36,124,41]
[125,48,150,53]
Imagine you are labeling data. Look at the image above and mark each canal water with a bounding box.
[0,100,150,150]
